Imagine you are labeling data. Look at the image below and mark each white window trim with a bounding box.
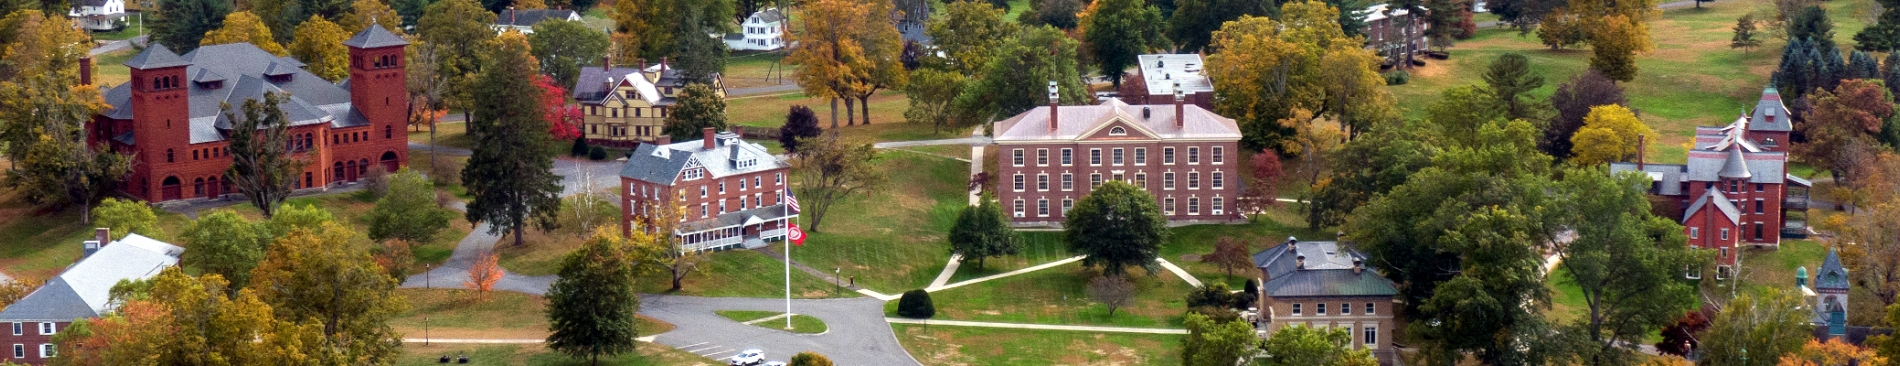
[1163,147,1176,165]
[1013,174,1026,192]
[1212,146,1224,164]
[1037,173,1050,191]
[1111,148,1124,166]
[10,322,17,336]
[1061,173,1074,191]
[1013,199,1026,218]
[1061,148,1074,166]
[1365,302,1375,315]
[1211,196,1224,215]
[1011,148,1025,167]
[1689,227,1699,239]
[1037,198,1050,217]
[38,344,51,358]
[1364,326,1379,349]
[1037,148,1049,166]
[1291,303,1302,315]
[1134,147,1147,165]
[11,344,21,359]
[1089,148,1102,166]
[37,323,51,336]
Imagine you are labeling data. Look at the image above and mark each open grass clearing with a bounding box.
[635,242,855,299]
[221,191,472,271]
[89,16,145,41]
[724,51,792,89]
[1161,205,1336,290]
[892,323,1184,366]
[0,187,191,281]
[392,288,676,340]
[92,47,135,87]
[727,90,963,142]
[789,151,968,294]
[1386,0,1874,163]
[914,260,1195,328]
[407,122,472,151]
[397,342,713,366]
[714,310,828,334]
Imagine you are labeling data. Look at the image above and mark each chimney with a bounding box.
[732,126,746,138]
[657,135,672,145]
[702,127,716,150]
[660,56,668,73]
[79,56,92,85]
[602,56,610,70]
[95,228,110,245]
[83,228,108,258]
[508,6,516,24]
[1173,80,1186,128]
[638,57,646,70]
[1353,257,1364,274]
[1637,134,1646,170]
[1047,81,1059,133]
[1295,254,1306,269]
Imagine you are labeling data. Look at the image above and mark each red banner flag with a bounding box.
[788,223,806,246]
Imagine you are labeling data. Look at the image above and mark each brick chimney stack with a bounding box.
[602,56,610,70]
[1047,81,1059,133]
[508,6,516,24]
[702,127,716,150]
[95,228,110,245]
[1173,80,1186,128]
[79,56,92,85]
[660,56,668,73]
[1637,134,1646,170]
[658,135,671,145]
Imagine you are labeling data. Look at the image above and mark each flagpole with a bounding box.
[785,186,793,330]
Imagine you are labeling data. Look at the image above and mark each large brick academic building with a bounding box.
[89,25,411,202]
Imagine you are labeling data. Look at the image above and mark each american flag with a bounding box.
[784,187,801,214]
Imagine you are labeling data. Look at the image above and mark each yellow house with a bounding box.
[571,60,725,147]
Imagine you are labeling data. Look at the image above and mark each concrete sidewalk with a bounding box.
[884,318,1188,334]
[925,255,1085,292]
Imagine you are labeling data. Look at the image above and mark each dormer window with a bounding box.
[1109,126,1126,136]
[683,168,703,180]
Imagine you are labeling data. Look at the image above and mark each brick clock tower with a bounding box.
[341,24,411,172]
[123,44,193,201]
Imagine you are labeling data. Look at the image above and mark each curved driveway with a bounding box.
[639,294,920,365]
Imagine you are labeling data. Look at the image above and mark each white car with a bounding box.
[729,349,765,366]
[764,362,787,366]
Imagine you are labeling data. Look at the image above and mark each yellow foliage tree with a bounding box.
[289,15,351,81]
[339,0,404,36]
[514,0,547,9]
[1569,104,1653,166]
[1203,0,1396,151]
[1776,338,1887,366]
[785,0,874,128]
[201,11,288,56]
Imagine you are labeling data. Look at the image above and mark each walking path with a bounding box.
[750,247,898,300]
[641,295,921,365]
[738,312,796,325]
[871,136,991,149]
[408,141,471,156]
[925,255,1086,292]
[1155,258,1203,288]
[927,254,963,290]
[88,35,145,57]
[883,318,1188,334]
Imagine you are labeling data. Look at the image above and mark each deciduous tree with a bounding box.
[779,105,823,153]
[532,75,583,141]
[289,15,351,81]
[465,250,502,300]
[1240,149,1284,215]
[1553,167,1707,365]
[1305,121,1436,228]
[1064,180,1168,277]
[527,19,610,89]
[52,268,336,366]
[1259,324,1380,366]
[1798,79,1894,185]
[1087,275,1136,316]
[948,197,1022,269]
[1168,0,1271,53]
[1569,105,1654,166]
[367,168,454,244]
[546,229,642,365]
[1182,311,1261,366]
[1841,196,1900,309]
[0,12,131,224]
[789,352,836,366]
[1081,0,1168,88]
[662,83,729,141]
[180,210,269,288]
[1699,289,1818,366]
[903,67,966,133]
[1018,0,1084,29]
[339,0,403,36]
[249,223,408,364]
[1777,338,1886,366]
[629,206,704,291]
[224,92,307,219]
[1201,237,1253,279]
[949,25,1090,124]
[266,203,337,238]
[417,0,497,120]
[792,133,886,232]
[925,1,1021,76]
[1536,9,1587,49]
[149,0,232,53]
[1544,69,1627,160]
[1587,15,1652,82]
[1205,1,1394,151]
[202,11,288,56]
[463,32,562,247]
[785,0,872,128]
[93,198,160,240]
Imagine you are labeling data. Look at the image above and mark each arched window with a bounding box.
[1109,126,1126,136]
[165,149,174,162]
[193,178,204,196]
[333,161,345,181]
[385,125,393,139]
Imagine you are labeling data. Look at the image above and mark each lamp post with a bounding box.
[834,267,841,295]
[425,264,432,345]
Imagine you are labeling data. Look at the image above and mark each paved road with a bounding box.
[88,35,145,57]
[872,136,991,149]
[639,294,920,365]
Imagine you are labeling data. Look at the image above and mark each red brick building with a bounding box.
[993,83,1246,227]
[1117,54,1215,110]
[89,25,410,202]
[620,128,795,251]
[0,229,181,365]
[1609,87,1810,279]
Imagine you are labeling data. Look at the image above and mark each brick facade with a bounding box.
[620,129,794,251]
[993,96,1245,227]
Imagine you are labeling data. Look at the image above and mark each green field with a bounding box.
[633,242,855,299]
[89,15,146,41]
[1387,0,1873,164]
[788,151,968,294]
[919,261,1196,328]
[714,310,829,334]
[893,324,1185,366]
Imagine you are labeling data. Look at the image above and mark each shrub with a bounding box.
[1186,283,1234,309]
[789,352,835,366]
[1384,70,1411,85]
[897,289,935,318]
[429,157,464,187]
[356,165,390,200]
[570,137,590,157]
[587,146,608,160]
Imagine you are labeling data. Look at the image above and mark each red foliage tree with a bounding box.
[533,75,583,141]
[1655,309,1712,356]
[1240,150,1285,215]
[465,251,504,301]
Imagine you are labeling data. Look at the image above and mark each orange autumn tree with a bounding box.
[466,250,504,300]
[1776,338,1887,366]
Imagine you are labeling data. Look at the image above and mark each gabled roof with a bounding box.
[993,99,1241,142]
[1683,190,1741,226]
[102,42,366,144]
[1749,86,1793,132]
[619,131,787,185]
[123,43,189,69]
[494,9,579,27]
[1684,149,1784,184]
[1815,247,1850,290]
[0,234,181,322]
[1251,240,1397,298]
[1607,162,1688,196]
[570,65,704,105]
[748,7,785,23]
[342,24,408,49]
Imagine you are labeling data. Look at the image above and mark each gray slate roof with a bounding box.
[1251,240,1398,298]
[570,64,704,106]
[494,9,579,27]
[1685,149,1783,184]
[0,234,181,322]
[1815,247,1850,290]
[749,8,785,23]
[103,43,368,144]
[1748,87,1793,132]
[342,24,409,49]
[619,131,787,185]
[680,204,795,233]
[1682,190,1741,226]
[993,98,1242,142]
[122,43,190,69]
[1607,162,1688,196]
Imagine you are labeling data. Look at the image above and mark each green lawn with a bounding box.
[398,343,715,366]
[1159,205,1336,289]
[392,288,677,340]
[1387,0,1873,164]
[788,151,969,294]
[726,90,961,142]
[918,261,1196,328]
[407,122,473,151]
[725,52,790,89]
[223,191,472,272]
[714,310,828,334]
[0,186,193,281]
[89,16,145,41]
[893,324,1185,366]
[92,47,136,87]
[635,243,855,299]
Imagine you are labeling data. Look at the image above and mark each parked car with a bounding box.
[764,362,787,366]
[729,349,766,366]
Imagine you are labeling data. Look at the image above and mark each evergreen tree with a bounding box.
[1167,0,1272,53]
[948,197,1022,269]
[661,83,728,142]
[1064,181,1169,277]
[1732,13,1762,54]
[1775,37,1812,99]
[148,0,231,53]
[1482,53,1545,121]
[546,232,641,365]
[1885,52,1900,97]
[779,105,823,153]
[1849,50,1881,80]
[671,7,728,86]
[1856,0,1900,51]
[463,33,562,247]
[1789,6,1835,50]
[1082,0,1168,88]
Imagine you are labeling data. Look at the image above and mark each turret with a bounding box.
[122,43,193,200]
[342,24,410,143]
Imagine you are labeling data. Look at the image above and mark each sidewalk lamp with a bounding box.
[833,267,841,295]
